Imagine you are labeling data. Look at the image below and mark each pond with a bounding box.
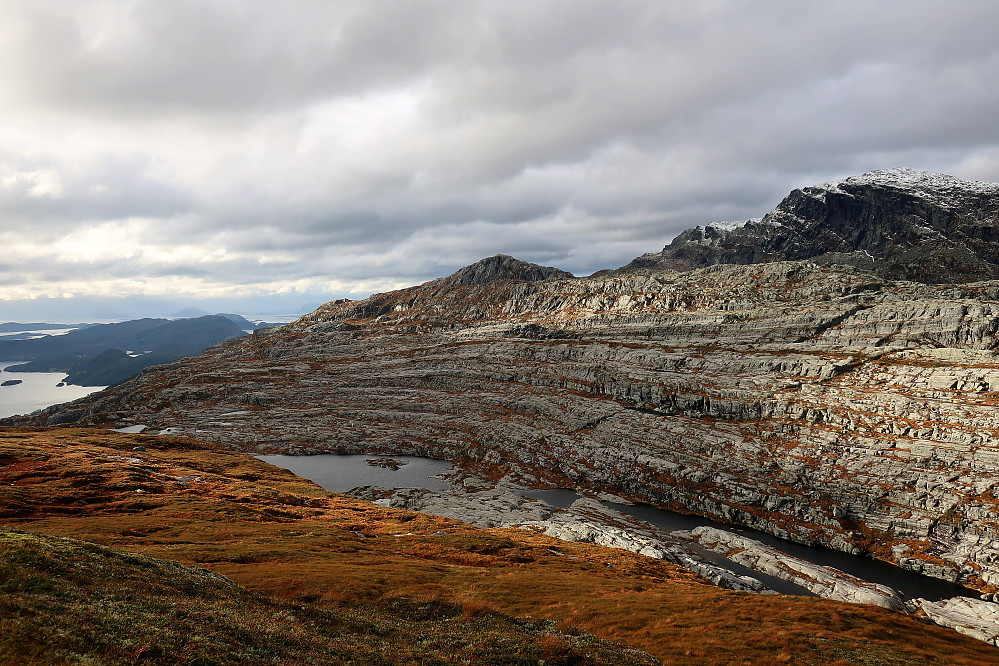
[255,453,454,493]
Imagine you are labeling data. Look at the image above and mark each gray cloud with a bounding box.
[1,0,998,312]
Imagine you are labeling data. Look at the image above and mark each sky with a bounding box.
[2,1,999,319]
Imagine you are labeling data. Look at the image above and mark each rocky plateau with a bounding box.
[8,168,999,646]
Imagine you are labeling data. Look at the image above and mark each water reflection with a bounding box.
[255,453,454,493]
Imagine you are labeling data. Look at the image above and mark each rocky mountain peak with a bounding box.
[435,254,574,286]
[820,167,999,202]
[621,168,999,283]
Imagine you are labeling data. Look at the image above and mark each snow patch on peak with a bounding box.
[819,168,999,197]
[850,167,992,190]
[705,217,762,232]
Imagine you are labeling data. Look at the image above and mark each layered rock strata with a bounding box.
[16,257,999,596]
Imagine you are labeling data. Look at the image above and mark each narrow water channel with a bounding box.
[518,488,975,602]
[257,454,975,602]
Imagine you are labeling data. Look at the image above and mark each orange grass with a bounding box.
[2,427,997,665]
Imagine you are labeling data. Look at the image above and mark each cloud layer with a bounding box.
[3,1,999,312]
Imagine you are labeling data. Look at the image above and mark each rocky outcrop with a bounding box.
[8,171,999,602]
[906,596,999,646]
[353,483,770,593]
[682,526,905,609]
[622,168,999,284]
[435,254,574,286]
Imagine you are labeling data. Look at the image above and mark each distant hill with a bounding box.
[214,312,256,329]
[62,349,151,387]
[435,254,575,286]
[0,315,246,386]
[171,307,210,318]
[179,311,279,330]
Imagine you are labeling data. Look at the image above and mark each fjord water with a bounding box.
[261,455,973,603]
[0,362,104,419]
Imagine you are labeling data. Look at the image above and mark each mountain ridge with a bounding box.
[15,256,999,594]
[620,167,999,283]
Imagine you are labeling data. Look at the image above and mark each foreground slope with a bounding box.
[1,529,659,666]
[2,428,995,664]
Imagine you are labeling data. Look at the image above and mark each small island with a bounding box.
[1,379,23,387]
[365,457,409,470]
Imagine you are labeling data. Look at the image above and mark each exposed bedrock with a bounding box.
[351,484,770,594]
[681,526,905,609]
[11,260,999,593]
[906,596,999,646]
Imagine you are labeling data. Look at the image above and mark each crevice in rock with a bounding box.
[795,303,872,343]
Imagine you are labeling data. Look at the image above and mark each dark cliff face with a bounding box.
[622,168,999,283]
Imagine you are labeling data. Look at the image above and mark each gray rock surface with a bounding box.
[906,596,999,646]
[13,257,999,596]
[682,526,905,609]
[351,483,769,593]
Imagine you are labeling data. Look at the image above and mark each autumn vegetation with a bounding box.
[1,427,996,665]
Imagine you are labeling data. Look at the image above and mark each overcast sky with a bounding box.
[2,0,999,317]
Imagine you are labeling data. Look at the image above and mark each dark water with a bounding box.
[516,489,812,594]
[255,453,454,493]
[516,488,581,508]
[259,456,974,602]
[518,488,974,602]
[613,501,977,602]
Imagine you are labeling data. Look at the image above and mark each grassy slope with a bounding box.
[1,427,996,665]
[1,528,655,666]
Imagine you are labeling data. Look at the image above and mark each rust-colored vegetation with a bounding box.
[1,427,996,665]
